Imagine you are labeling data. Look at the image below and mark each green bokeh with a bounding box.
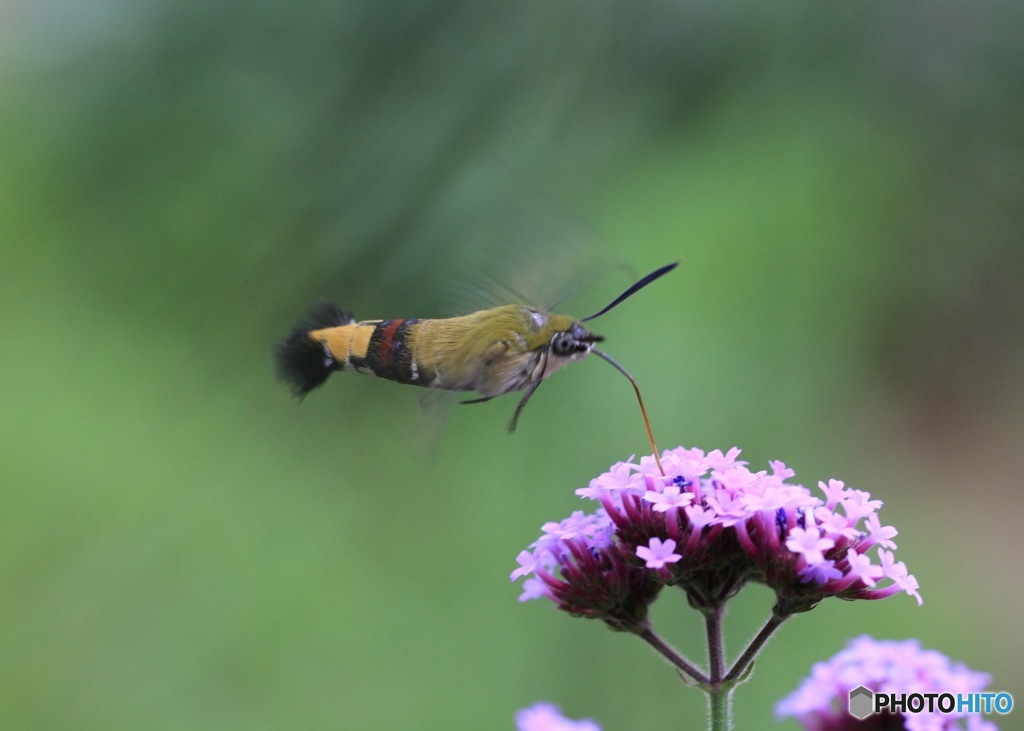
[3,2,1023,729]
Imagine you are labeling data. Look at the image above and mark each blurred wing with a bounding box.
[441,250,623,317]
[438,189,609,315]
[412,388,460,452]
[444,265,539,316]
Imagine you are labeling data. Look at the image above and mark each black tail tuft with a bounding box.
[274,331,334,398]
[274,302,355,399]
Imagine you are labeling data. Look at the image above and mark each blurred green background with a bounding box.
[3,1,1023,729]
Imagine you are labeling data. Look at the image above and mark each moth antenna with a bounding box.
[581,262,679,322]
[543,263,634,312]
[591,348,665,476]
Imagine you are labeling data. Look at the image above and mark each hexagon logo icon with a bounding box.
[848,685,874,720]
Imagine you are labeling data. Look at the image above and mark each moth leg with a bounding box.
[507,378,542,434]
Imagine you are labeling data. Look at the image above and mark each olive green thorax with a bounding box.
[406,304,600,397]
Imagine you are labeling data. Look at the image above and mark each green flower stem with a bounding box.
[703,604,731,731]
[707,684,730,731]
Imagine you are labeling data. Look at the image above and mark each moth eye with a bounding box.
[551,334,575,356]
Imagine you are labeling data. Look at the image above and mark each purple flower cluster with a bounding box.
[515,703,602,731]
[777,636,997,731]
[513,447,920,618]
[511,508,662,631]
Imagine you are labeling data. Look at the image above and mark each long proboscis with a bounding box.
[592,348,665,476]
[581,262,679,323]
